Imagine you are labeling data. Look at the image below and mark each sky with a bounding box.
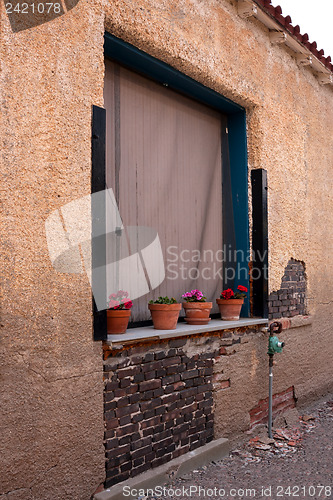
[271,0,333,58]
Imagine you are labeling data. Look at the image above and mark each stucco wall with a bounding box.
[1,0,332,498]
[0,2,106,499]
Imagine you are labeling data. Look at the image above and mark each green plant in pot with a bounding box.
[107,290,133,334]
[216,285,248,320]
[148,296,181,330]
[182,289,212,325]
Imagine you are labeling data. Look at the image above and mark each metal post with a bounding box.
[268,354,274,438]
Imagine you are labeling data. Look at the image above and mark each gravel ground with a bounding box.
[145,395,333,500]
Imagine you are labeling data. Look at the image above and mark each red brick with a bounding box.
[106,381,118,391]
[131,445,153,460]
[174,381,186,391]
[131,437,152,451]
[142,361,161,372]
[120,461,132,473]
[140,398,161,411]
[166,365,181,375]
[162,356,182,367]
[116,396,129,407]
[140,416,161,429]
[106,444,130,458]
[172,445,190,458]
[115,423,139,437]
[119,415,131,426]
[105,418,118,430]
[105,438,119,450]
[168,339,187,348]
[120,378,132,388]
[144,370,156,380]
[132,413,144,423]
[153,437,173,451]
[115,403,140,418]
[131,462,152,477]
[139,379,161,392]
[117,366,140,379]
[162,409,181,422]
[105,471,130,488]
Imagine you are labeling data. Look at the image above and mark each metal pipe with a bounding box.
[268,354,274,438]
[267,321,283,438]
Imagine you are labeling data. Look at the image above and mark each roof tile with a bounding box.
[254,1,332,71]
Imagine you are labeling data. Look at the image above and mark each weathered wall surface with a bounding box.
[213,319,332,442]
[102,0,333,404]
[0,1,106,499]
[1,0,332,498]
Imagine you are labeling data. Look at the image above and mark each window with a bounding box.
[97,34,251,332]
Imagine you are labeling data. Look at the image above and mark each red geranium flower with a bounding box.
[237,285,248,293]
[221,288,234,300]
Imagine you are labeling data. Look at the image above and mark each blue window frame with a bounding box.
[104,32,250,316]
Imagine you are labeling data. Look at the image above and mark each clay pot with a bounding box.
[216,298,244,320]
[107,309,131,334]
[148,303,182,330]
[182,302,212,325]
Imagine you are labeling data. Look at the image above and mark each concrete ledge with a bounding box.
[106,318,268,344]
[94,438,229,500]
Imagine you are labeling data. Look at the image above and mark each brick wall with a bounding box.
[102,326,262,488]
[249,386,296,428]
[103,338,215,487]
[268,259,307,319]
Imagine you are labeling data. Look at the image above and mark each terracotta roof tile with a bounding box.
[254,0,333,72]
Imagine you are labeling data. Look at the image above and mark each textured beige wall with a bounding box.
[1,0,332,498]
[0,1,106,499]
[213,319,333,443]
[103,0,333,409]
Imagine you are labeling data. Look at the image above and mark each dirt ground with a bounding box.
[146,394,333,500]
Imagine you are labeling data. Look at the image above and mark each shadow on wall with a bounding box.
[268,259,307,320]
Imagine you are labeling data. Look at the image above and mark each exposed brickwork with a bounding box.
[103,325,263,487]
[268,259,307,320]
[249,386,296,428]
[103,343,215,487]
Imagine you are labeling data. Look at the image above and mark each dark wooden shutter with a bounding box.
[91,105,107,340]
[251,169,269,318]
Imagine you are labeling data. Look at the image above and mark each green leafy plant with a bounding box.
[149,296,178,304]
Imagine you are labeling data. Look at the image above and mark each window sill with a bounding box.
[106,317,268,345]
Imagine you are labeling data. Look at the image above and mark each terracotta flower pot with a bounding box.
[216,298,244,320]
[148,303,182,330]
[182,302,212,325]
[107,309,131,334]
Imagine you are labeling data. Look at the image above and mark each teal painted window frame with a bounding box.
[104,32,250,316]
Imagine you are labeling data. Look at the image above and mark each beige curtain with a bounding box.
[104,59,223,322]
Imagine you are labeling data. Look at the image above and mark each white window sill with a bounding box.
[106,317,269,345]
